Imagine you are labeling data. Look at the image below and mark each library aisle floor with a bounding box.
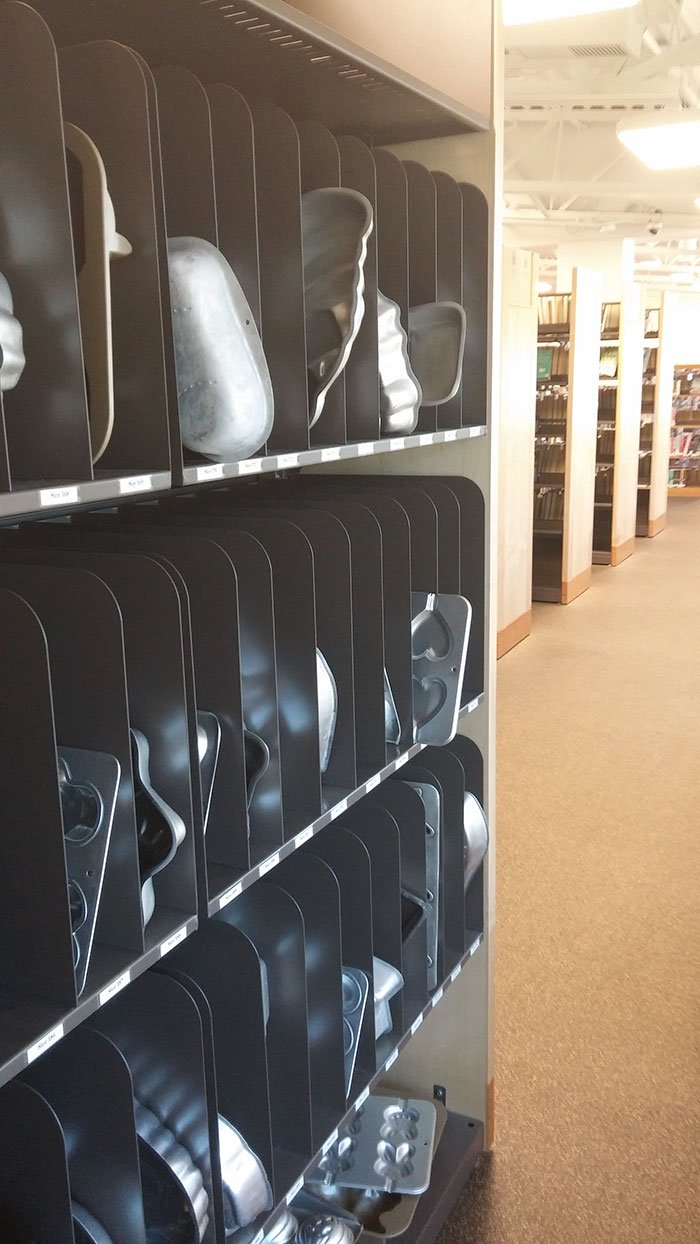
[443,499,700,1244]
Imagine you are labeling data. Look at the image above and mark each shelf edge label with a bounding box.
[160,924,188,956]
[219,882,243,910]
[196,463,224,482]
[39,485,79,508]
[322,1129,339,1154]
[27,1024,64,1064]
[99,970,131,1006]
[119,473,152,495]
[259,852,280,877]
[385,1049,399,1070]
[238,457,262,475]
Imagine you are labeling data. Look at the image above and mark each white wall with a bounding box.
[672,294,700,365]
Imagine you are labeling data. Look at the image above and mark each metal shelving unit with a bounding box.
[531,269,602,604]
[593,288,644,567]
[0,1,498,1240]
[636,294,676,537]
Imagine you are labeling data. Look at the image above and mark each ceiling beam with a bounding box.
[609,31,700,83]
[505,179,700,198]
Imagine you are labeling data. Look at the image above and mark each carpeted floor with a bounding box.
[440,498,700,1243]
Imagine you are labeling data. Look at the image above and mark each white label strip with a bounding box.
[160,924,188,956]
[196,463,224,482]
[450,964,462,982]
[432,987,444,1007]
[467,697,480,713]
[259,852,280,877]
[365,774,381,792]
[355,443,373,456]
[385,1049,398,1070]
[286,1177,304,1204]
[39,485,79,508]
[219,882,243,910]
[237,458,262,475]
[394,753,409,770]
[410,1015,423,1037]
[119,473,152,495]
[322,1128,339,1154]
[99,971,131,1006]
[331,797,349,817]
[356,1086,370,1108]
[323,447,342,461]
[296,826,314,846]
[276,453,298,470]
[27,1024,64,1064]
[444,430,459,442]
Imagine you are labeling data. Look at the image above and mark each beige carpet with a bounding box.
[441,499,700,1244]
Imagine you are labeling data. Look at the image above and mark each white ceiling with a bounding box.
[504,0,700,290]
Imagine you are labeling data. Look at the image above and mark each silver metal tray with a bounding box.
[309,1095,437,1195]
[411,592,472,745]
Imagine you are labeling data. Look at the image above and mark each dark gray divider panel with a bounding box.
[415,481,461,594]
[168,921,275,1198]
[58,40,172,475]
[222,885,313,1187]
[343,803,404,1054]
[194,513,321,835]
[460,183,489,428]
[274,853,346,1143]
[274,479,414,753]
[0,2,92,485]
[224,499,357,790]
[0,1080,74,1244]
[155,65,218,245]
[128,512,285,861]
[91,971,218,1244]
[433,171,464,432]
[376,782,430,1023]
[62,515,251,896]
[207,83,261,327]
[0,564,144,966]
[404,160,438,433]
[297,120,346,450]
[0,546,197,942]
[253,106,309,455]
[431,476,486,704]
[304,827,376,1094]
[0,590,76,1010]
[338,136,381,445]
[374,148,409,328]
[22,1027,147,1244]
[404,751,466,978]
[160,967,226,1244]
[0,395,10,492]
[446,735,485,940]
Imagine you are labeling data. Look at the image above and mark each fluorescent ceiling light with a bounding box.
[617,111,700,170]
[503,0,636,26]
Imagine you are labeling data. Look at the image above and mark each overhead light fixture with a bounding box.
[617,111,700,171]
[537,280,553,293]
[695,198,700,209]
[503,0,637,26]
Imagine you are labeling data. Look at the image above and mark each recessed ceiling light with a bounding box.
[537,280,553,293]
[503,0,636,24]
[617,112,700,171]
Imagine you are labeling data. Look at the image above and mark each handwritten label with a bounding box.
[259,852,280,877]
[296,827,314,846]
[276,453,298,471]
[27,1024,64,1064]
[432,987,444,1007]
[286,1177,304,1204]
[322,1129,339,1155]
[40,485,79,508]
[99,971,131,1006]
[323,447,342,461]
[356,1086,370,1108]
[444,430,459,442]
[119,473,152,495]
[410,1015,423,1037]
[237,458,262,475]
[160,925,188,957]
[467,697,480,714]
[450,964,462,983]
[219,882,243,910]
[355,443,373,456]
[331,797,349,818]
[366,774,381,792]
[385,1049,399,1070]
[196,463,224,482]
[391,438,407,451]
